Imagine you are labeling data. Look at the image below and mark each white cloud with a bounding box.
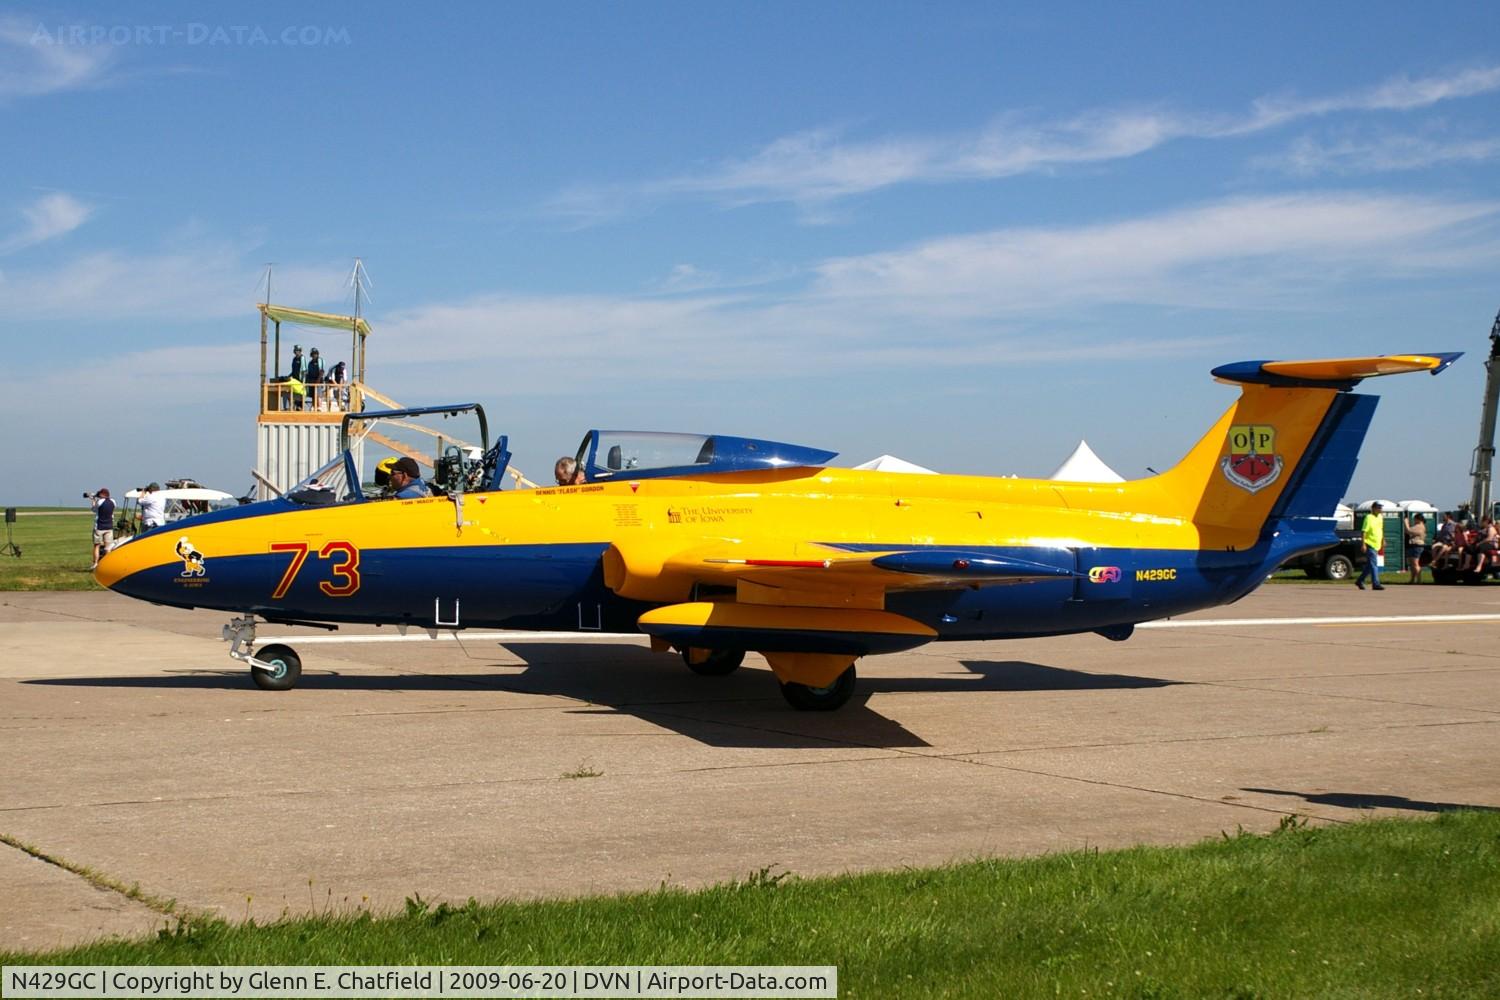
[0,241,351,321]
[814,193,1500,311]
[554,66,1500,216]
[1263,132,1500,176]
[0,16,113,98]
[1246,66,1500,127]
[0,192,93,253]
[6,191,1496,404]
[369,192,1500,389]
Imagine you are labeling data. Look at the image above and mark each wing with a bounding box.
[605,538,1077,663]
[604,538,1075,602]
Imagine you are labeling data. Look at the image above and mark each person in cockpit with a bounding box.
[553,456,585,486]
[387,457,431,499]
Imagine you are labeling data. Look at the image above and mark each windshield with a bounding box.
[285,452,355,505]
[589,431,712,476]
[285,403,511,504]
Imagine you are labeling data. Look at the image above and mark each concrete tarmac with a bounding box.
[2,583,1497,952]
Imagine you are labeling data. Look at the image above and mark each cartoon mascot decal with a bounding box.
[175,536,207,577]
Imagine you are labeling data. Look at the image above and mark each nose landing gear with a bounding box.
[222,615,304,691]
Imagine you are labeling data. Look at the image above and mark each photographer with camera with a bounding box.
[139,482,166,532]
[86,488,115,569]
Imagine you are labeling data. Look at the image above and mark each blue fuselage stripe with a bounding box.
[111,527,1325,643]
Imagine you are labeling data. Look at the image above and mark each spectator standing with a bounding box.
[288,346,305,409]
[1355,502,1385,591]
[1404,512,1427,583]
[90,488,115,569]
[139,482,166,532]
[305,348,324,410]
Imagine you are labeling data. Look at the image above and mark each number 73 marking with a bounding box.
[270,541,361,598]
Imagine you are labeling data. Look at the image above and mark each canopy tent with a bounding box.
[1049,440,1124,483]
[852,454,937,474]
[259,304,370,336]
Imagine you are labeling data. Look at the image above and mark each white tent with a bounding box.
[1355,499,1399,513]
[1398,499,1439,513]
[1049,440,1124,483]
[853,454,937,474]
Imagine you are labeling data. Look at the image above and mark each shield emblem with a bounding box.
[1221,423,1283,493]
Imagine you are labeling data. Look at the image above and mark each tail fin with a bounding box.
[1153,354,1459,546]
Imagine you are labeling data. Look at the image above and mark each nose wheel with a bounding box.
[250,644,302,691]
[222,615,305,691]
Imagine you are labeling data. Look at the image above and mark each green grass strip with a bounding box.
[5,813,1499,997]
[0,508,101,591]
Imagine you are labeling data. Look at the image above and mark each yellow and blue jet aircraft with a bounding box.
[96,352,1458,710]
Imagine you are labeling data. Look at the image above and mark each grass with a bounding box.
[5,812,1498,998]
[0,507,101,591]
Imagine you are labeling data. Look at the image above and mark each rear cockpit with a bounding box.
[574,430,837,483]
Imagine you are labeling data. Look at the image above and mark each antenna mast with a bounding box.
[349,258,371,387]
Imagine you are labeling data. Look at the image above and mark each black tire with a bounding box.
[251,644,302,691]
[682,647,745,676]
[1323,554,1354,581]
[779,665,857,711]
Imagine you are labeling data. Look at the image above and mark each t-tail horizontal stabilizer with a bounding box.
[1212,353,1462,390]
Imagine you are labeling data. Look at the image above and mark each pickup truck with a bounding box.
[1281,527,1367,580]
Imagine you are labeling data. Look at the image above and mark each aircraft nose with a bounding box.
[94,536,174,601]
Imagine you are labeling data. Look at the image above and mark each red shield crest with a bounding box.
[1221,424,1283,493]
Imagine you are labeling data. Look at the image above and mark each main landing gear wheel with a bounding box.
[682,647,745,676]
[779,665,857,711]
[251,644,302,691]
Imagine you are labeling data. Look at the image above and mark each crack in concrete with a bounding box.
[0,831,185,919]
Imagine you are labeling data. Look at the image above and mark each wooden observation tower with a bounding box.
[252,261,398,499]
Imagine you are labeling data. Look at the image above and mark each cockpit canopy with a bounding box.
[576,430,837,482]
[282,408,839,506]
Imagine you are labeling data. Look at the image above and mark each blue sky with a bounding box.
[3,2,1499,505]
